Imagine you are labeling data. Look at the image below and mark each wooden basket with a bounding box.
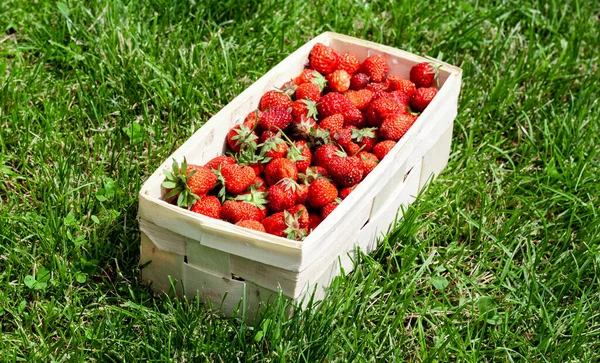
[138,32,462,317]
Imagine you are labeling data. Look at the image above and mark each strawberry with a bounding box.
[358,151,379,176]
[295,82,322,102]
[288,140,311,173]
[259,132,288,160]
[339,185,358,199]
[321,199,340,219]
[352,127,378,152]
[259,90,293,111]
[379,113,416,141]
[294,68,316,85]
[262,209,308,240]
[248,175,267,192]
[221,191,268,223]
[410,62,437,88]
[243,109,263,129]
[291,99,318,122]
[317,92,363,128]
[372,140,396,160]
[366,97,402,127]
[235,220,266,233]
[366,82,388,101]
[344,89,373,111]
[264,158,298,185]
[350,72,370,90]
[216,163,256,196]
[267,179,298,212]
[410,87,438,112]
[332,126,354,150]
[326,150,364,187]
[361,55,388,83]
[385,76,416,97]
[312,144,341,169]
[190,195,222,219]
[205,155,235,171]
[388,90,411,108]
[326,69,351,93]
[288,204,309,229]
[309,43,340,75]
[337,53,361,75]
[308,213,322,230]
[262,212,287,237]
[295,183,309,204]
[319,114,345,136]
[259,106,293,132]
[226,124,258,152]
[162,159,217,207]
[298,166,329,185]
[290,116,317,139]
[308,178,338,209]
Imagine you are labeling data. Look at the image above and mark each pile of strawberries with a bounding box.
[162,43,439,240]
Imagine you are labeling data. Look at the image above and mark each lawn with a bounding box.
[1,0,599,361]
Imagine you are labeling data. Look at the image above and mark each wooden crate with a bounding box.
[138,32,462,318]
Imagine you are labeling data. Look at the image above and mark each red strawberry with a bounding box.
[291,99,318,122]
[295,82,322,102]
[326,151,364,187]
[350,72,370,90]
[265,158,298,185]
[361,55,388,83]
[312,144,341,169]
[259,90,292,111]
[410,87,438,112]
[235,220,266,232]
[186,165,217,196]
[217,163,256,195]
[205,155,235,171]
[366,82,388,101]
[385,76,416,97]
[358,151,379,176]
[298,166,329,185]
[332,127,355,152]
[319,114,344,136]
[326,69,351,93]
[352,128,378,152]
[244,109,263,129]
[410,62,437,88]
[288,140,311,173]
[308,213,322,230]
[337,53,361,75]
[267,179,298,212]
[288,204,309,229]
[309,43,340,75]
[259,132,288,160]
[291,116,317,139]
[344,89,373,111]
[366,97,402,127]
[307,178,338,209]
[321,199,340,219]
[372,140,396,160]
[388,90,411,108]
[221,192,268,223]
[295,183,309,204]
[248,175,267,192]
[379,113,416,141]
[339,185,358,199]
[190,195,222,219]
[262,209,308,240]
[317,92,363,128]
[294,69,316,85]
[259,106,293,132]
[226,124,258,152]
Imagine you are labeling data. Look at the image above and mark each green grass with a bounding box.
[1,0,599,361]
